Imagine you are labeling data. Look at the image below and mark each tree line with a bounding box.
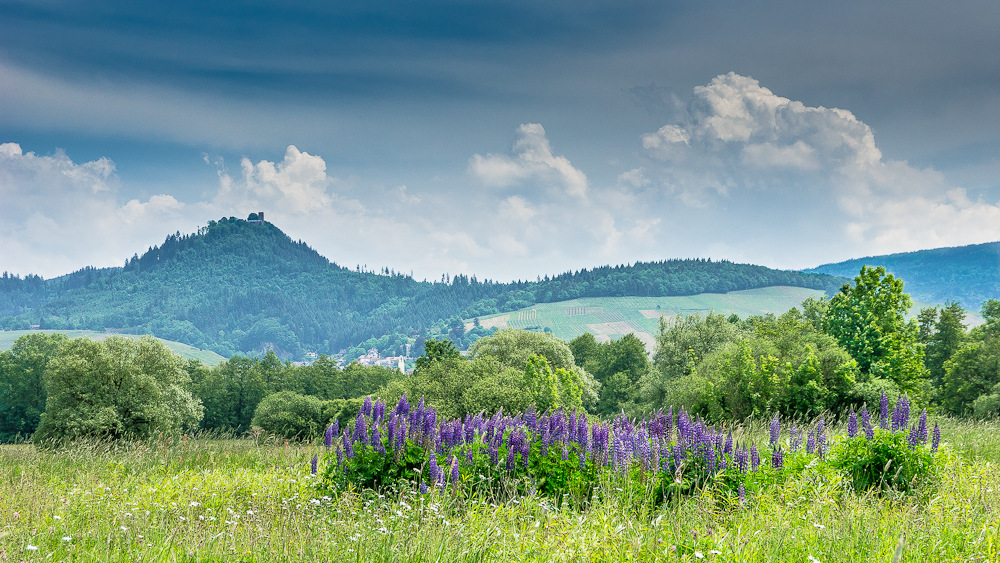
[3,265,998,444]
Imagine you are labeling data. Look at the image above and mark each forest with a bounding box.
[3,265,999,445]
[0,216,846,359]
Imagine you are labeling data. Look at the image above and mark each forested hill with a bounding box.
[804,241,1000,310]
[0,216,845,358]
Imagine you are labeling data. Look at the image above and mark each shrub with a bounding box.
[251,391,325,440]
[830,430,937,493]
[33,336,203,443]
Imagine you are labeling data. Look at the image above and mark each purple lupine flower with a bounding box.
[769,414,780,448]
[311,454,318,475]
[428,453,442,488]
[419,482,428,494]
[806,429,815,455]
[908,423,920,449]
[579,450,587,471]
[343,436,354,459]
[703,442,716,473]
[879,391,890,430]
[860,405,873,439]
[750,443,760,472]
[394,393,410,417]
[847,409,858,438]
[724,431,734,455]
[666,406,674,439]
[422,408,437,437]
[324,421,337,449]
[354,410,367,445]
[789,424,801,453]
[673,443,683,469]
[738,482,746,506]
[362,396,373,419]
[638,431,653,470]
[577,415,589,452]
[465,447,474,466]
[336,444,344,465]
[771,447,783,470]
[932,423,941,452]
[524,404,537,433]
[735,445,748,473]
[372,399,385,424]
[372,426,386,455]
[450,456,460,487]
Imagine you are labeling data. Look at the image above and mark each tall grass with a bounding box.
[2,420,998,562]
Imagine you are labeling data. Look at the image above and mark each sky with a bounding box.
[2,0,999,282]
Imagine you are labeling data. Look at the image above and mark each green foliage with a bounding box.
[470,329,598,409]
[823,266,927,393]
[414,338,460,371]
[195,352,287,432]
[0,333,67,442]
[830,431,938,494]
[251,391,325,440]
[33,336,203,443]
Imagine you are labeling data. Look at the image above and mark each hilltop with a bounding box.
[0,216,845,359]
[804,241,1000,311]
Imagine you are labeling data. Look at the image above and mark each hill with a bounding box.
[0,216,847,359]
[804,241,1000,311]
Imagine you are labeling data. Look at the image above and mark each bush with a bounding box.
[33,336,203,443]
[830,430,937,494]
[251,391,325,440]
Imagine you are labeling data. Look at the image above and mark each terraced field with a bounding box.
[467,286,828,349]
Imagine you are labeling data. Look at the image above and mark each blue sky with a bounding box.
[2,0,999,281]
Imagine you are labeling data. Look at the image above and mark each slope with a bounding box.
[804,241,1000,311]
[0,216,847,358]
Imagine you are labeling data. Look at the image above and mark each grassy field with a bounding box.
[467,287,828,350]
[0,330,227,366]
[2,418,998,562]
[467,288,983,351]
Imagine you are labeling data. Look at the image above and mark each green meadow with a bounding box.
[3,418,998,562]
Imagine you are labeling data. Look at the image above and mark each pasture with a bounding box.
[2,417,998,562]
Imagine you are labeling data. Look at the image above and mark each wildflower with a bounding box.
[806,429,815,455]
[861,405,874,439]
[932,423,941,452]
[917,409,928,444]
[750,443,760,472]
[771,447,783,470]
[324,421,337,449]
[62,536,72,542]
[738,483,746,506]
[847,409,858,438]
[362,396,373,418]
[26,545,38,551]
[311,454,318,475]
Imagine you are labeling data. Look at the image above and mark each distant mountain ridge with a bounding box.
[0,216,846,359]
[804,241,1000,311]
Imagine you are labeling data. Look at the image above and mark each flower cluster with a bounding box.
[319,391,941,499]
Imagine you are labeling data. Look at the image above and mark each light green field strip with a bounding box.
[0,329,227,366]
[467,286,827,347]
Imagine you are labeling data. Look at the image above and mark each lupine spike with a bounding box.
[311,454,318,475]
[847,409,858,438]
[932,423,941,452]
